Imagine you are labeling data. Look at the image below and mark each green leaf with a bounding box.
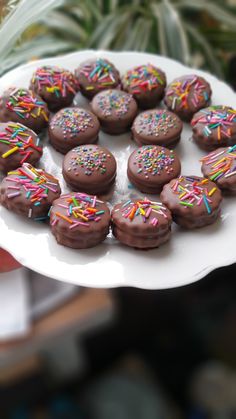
[0,0,63,68]
[157,0,190,64]
[176,0,236,28]
[184,23,224,78]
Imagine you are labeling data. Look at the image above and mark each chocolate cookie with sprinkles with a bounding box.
[30,65,79,111]
[50,192,110,249]
[201,146,236,194]
[160,176,222,229]
[164,75,211,121]
[62,144,116,195]
[132,109,183,148]
[127,145,181,194]
[48,107,100,154]
[122,63,166,109]
[0,163,61,221]
[91,89,138,134]
[0,122,42,173]
[0,87,49,133]
[191,106,236,151]
[75,58,120,99]
[111,198,172,249]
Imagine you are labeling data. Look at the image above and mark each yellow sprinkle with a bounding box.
[2,146,19,158]
[208,187,217,196]
[212,157,226,167]
[77,213,88,222]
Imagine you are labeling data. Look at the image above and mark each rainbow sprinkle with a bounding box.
[115,198,169,224]
[191,106,236,141]
[135,110,180,137]
[166,75,209,110]
[51,192,106,229]
[123,64,165,94]
[50,108,95,139]
[79,59,118,91]
[95,89,132,117]
[201,145,236,181]
[131,146,176,178]
[0,122,42,164]
[4,163,60,220]
[66,145,112,176]
[5,88,49,121]
[170,176,217,214]
[31,65,78,97]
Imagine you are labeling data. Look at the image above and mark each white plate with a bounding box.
[0,50,236,289]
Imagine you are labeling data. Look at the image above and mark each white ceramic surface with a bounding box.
[0,50,236,289]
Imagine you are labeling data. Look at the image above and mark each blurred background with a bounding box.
[0,1,236,418]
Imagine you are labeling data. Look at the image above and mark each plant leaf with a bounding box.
[157,0,190,64]
[0,0,63,68]
[184,23,224,78]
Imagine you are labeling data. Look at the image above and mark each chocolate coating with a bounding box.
[91,89,138,134]
[160,176,222,229]
[164,75,211,121]
[48,107,100,154]
[0,87,49,133]
[111,198,172,249]
[63,144,117,195]
[0,163,61,221]
[127,145,181,194]
[201,146,236,194]
[50,192,110,249]
[75,58,120,99]
[0,122,42,173]
[122,64,166,109]
[30,65,79,111]
[132,109,183,148]
[191,106,236,151]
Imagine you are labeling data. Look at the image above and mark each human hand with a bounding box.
[0,249,21,273]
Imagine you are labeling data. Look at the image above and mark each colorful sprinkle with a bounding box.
[50,108,95,139]
[166,75,209,110]
[134,110,180,137]
[192,106,236,142]
[123,64,165,94]
[66,145,112,176]
[131,145,176,178]
[95,90,132,117]
[5,88,48,121]
[31,65,78,97]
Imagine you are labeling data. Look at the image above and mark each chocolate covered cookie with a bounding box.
[160,176,222,229]
[30,65,79,111]
[0,87,49,133]
[0,122,42,173]
[201,146,236,194]
[63,144,116,195]
[127,145,181,194]
[164,75,211,121]
[122,63,166,109]
[191,106,236,150]
[111,198,172,249]
[48,107,100,154]
[0,163,61,221]
[91,89,138,134]
[50,192,110,249]
[132,109,183,148]
[75,58,120,99]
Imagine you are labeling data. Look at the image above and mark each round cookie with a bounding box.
[0,122,42,173]
[50,192,110,249]
[91,89,138,134]
[164,75,211,121]
[30,65,79,111]
[63,144,116,195]
[127,145,181,194]
[122,63,166,109]
[160,176,222,229]
[48,107,100,154]
[111,198,172,249]
[0,163,61,221]
[0,87,49,133]
[131,109,183,148]
[191,106,236,150]
[75,58,120,99]
[201,145,236,194]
